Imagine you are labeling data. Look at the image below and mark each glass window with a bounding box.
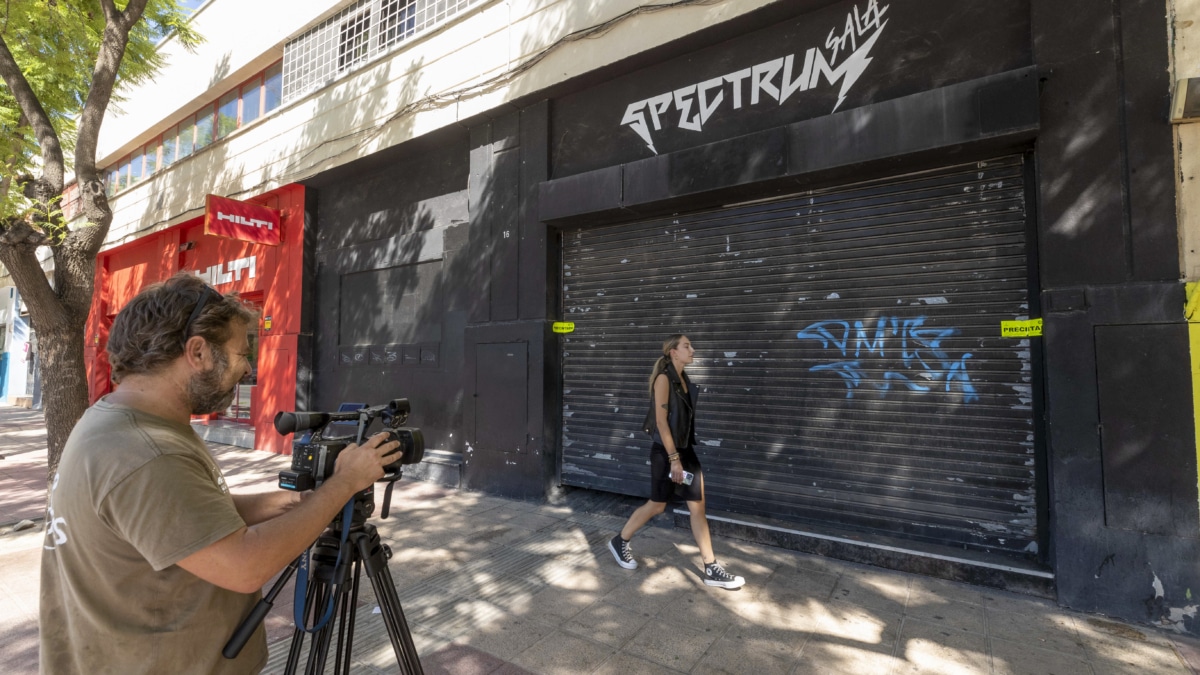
[129,153,144,185]
[217,90,238,138]
[264,63,282,113]
[241,79,262,126]
[119,157,132,190]
[162,125,177,167]
[178,119,195,158]
[380,0,417,47]
[195,108,214,150]
[106,167,120,196]
[338,11,371,70]
[142,142,158,177]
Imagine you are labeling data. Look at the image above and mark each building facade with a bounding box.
[34,0,1200,635]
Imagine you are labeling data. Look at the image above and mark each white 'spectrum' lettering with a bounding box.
[620,0,889,154]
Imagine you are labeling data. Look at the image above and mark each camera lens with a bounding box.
[382,428,425,470]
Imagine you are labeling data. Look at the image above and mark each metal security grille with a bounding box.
[560,156,1038,558]
[283,0,488,102]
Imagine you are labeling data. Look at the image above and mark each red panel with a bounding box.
[255,333,297,455]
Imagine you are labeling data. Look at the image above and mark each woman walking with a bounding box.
[608,334,745,589]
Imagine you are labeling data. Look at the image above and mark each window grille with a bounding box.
[283,0,486,103]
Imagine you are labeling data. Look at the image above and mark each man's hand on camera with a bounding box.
[328,432,402,494]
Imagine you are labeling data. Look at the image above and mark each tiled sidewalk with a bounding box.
[2,403,1199,674]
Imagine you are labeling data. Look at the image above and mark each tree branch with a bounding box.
[75,0,148,180]
[0,33,64,196]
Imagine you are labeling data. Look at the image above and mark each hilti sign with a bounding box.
[204,194,281,245]
[194,255,256,287]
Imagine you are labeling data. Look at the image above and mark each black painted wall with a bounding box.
[1033,0,1198,633]
[305,127,472,454]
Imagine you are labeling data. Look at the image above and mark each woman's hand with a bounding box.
[669,459,683,483]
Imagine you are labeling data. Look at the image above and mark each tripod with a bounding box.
[224,492,424,675]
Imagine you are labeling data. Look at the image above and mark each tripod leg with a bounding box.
[289,531,357,675]
[334,558,363,675]
[353,527,425,675]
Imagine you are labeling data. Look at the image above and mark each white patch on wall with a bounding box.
[826,292,841,300]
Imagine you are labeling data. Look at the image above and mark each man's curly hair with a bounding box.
[107,273,258,384]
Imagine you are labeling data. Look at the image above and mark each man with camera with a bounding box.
[40,273,402,675]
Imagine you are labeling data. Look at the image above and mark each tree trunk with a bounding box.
[38,317,89,481]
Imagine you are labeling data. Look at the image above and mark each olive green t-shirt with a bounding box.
[40,398,267,675]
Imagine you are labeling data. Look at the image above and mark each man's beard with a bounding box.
[188,345,238,415]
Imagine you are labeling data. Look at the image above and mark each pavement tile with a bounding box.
[987,606,1088,658]
[601,572,689,615]
[510,630,616,674]
[622,621,724,672]
[892,617,990,674]
[591,651,689,675]
[0,617,40,675]
[759,567,841,605]
[908,575,990,607]
[990,637,1096,675]
[455,613,558,662]
[421,643,509,675]
[520,583,604,625]
[721,616,810,662]
[503,512,568,533]
[830,569,910,616]
[1073,615,1175,648]
[810,600,903,648]
[542,562,620,593]
[667,593,741,633]
[794,639,904,675]
[691,631,798,675]
[1082,633,1192,675]
[562,600,654,647]
[905,597,988,634]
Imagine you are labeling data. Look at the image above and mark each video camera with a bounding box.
[275,399,424,493]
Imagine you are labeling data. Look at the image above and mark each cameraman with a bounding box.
[40,274,401,675]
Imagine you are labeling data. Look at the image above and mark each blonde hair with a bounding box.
[648,334,687,390]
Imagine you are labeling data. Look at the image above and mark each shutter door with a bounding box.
[560,156,1038,558]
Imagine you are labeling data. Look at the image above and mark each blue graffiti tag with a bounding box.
[796,316,979,402]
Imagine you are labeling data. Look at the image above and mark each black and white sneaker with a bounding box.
[703,561,745,589]
[608,535,637,569]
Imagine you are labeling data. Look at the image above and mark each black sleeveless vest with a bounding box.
[642,365,698,449]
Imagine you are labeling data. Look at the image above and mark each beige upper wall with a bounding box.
[98,0,361,163]
[98,0,780,249]
[1175,0,1200,280]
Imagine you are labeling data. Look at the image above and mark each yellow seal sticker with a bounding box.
[1001,318,1042,338]
[552,322,575,334]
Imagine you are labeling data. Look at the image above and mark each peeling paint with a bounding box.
[700,440,721,447]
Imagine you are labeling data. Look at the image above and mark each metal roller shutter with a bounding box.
[560,156,1038,558]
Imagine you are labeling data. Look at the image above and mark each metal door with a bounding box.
[560,156,1038,557]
